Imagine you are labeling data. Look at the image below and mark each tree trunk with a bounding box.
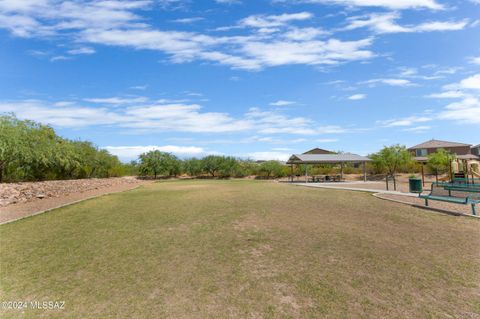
[435,172,438,183]
[385,175,389,191]
[393,174,397,191]
[0,165,3,183]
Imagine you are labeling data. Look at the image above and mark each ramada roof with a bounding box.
[287,153,371,164]
[408,139,471,150]
[472,144,480,149]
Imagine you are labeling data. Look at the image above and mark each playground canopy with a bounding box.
[286,153,372,182]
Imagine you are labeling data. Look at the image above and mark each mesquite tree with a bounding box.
[371,145,413,191]
[427,149,455,182]
[138,151,180,179]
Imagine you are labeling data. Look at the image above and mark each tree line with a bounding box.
[1,115,457,184]
[0,115,134,182]
[135,151,288,179]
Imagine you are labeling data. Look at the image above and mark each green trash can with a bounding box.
[409,177,423,193]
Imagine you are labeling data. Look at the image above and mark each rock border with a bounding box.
[0,184,144,226]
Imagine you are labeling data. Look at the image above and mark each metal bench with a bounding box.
[419,183,479,215]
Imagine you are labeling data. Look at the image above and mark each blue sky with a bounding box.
[0,0,479,162]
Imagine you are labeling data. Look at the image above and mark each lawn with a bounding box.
[1,180,479,318]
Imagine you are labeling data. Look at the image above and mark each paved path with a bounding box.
[292,182,478,218]
[292,182,418,197]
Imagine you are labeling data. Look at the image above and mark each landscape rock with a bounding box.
[0,177,141,208]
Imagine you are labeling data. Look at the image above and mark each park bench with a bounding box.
[419,183,480,216]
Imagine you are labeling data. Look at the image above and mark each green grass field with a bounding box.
[1,180,479,318]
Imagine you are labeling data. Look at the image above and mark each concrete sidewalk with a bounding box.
[292,182,418,197]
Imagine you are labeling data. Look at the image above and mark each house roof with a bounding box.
[302,148,336,155]
[457,154,480,160]
[408,139,472,150]
[287,153,371,164]
[414,154,480,162]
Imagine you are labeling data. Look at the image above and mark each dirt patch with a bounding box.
[0,177,149,224]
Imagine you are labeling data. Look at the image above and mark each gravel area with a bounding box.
[375,193,476,216]
[0,177,149,224]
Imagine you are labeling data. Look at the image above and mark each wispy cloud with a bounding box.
[422,74,480,124]
[343,12,468,34]
[361,78,415,87]
[272,0,445,10]
[0,98,357,136]
[469,56,480,65]
[0,1,374,70]
[67,47,96,55]
[270,100,296,106]
[84,97,148,105]
[347,93,366,100]
[378,116,432,127]
[171,17,204,24]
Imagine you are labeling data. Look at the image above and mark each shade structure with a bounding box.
[286,153,372,182]
[287,153,372,165]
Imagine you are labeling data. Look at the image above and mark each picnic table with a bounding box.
[309,175,343,183]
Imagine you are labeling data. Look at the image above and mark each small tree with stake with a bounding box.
[427,149,455,183]
[371,145,413,191]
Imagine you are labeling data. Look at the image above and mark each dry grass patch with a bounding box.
[1,180,479,318]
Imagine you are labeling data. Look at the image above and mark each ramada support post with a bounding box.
[363,162,367,182]
[340,162,344,181]
[421,163,425,186]
[305,164,308,183]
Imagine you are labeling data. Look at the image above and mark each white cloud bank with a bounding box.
[343,12,468,34]
[273,0,444,10]
[0,1,375,70]
[428,73,480,124]
[0,98,356,136]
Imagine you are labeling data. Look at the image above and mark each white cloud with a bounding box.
[379,116,432,127]
[403,125,431,132]
[361,78,414,87]
[270,100,296,106]
[438,97,480,124]
[348,93,366,100]
[50,55,71,62]
[0,1,375,70]
[84,97,148,105]
[426,74,480,124]
[459,74,480,90]
[0,98,355,136]
[130,85,148,90]
[343,12,468,34]
[103,145,205,161]
[426,91,465,98]
[171,17,204,24]
[469,56,480,65]
[239,12,313,29]
[67,47,95,55]
[273,0,444,9]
